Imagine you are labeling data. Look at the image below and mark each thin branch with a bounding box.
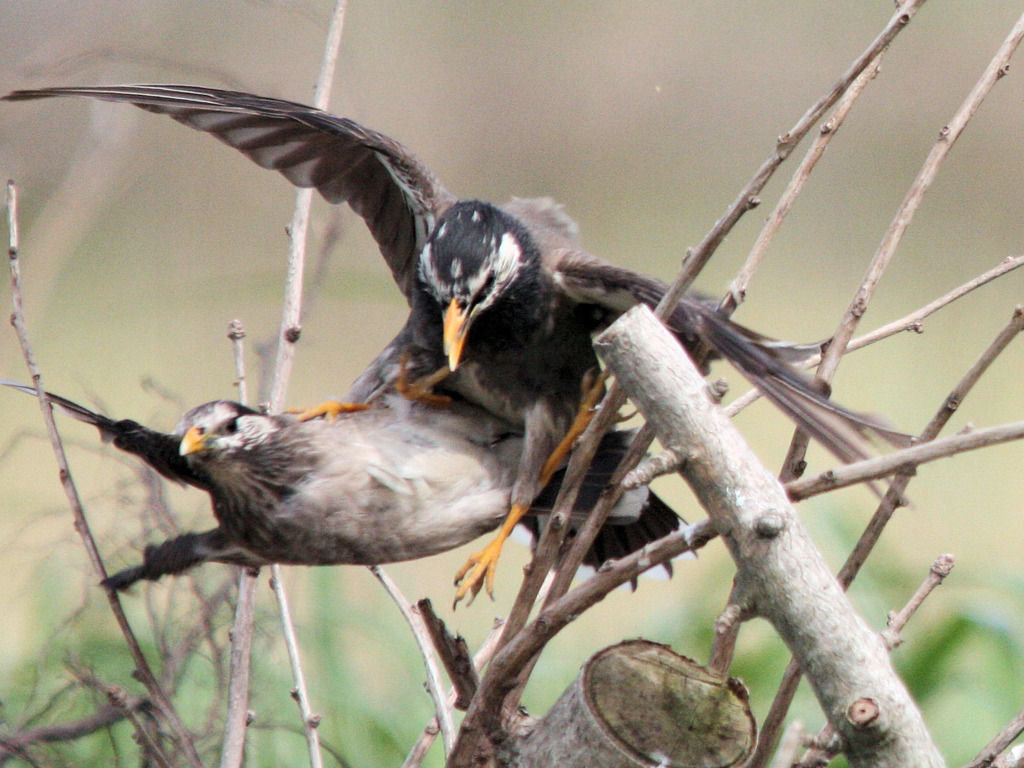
[228,319,249,406]
[0,697,151,765]
[5,181,203,768]
[883,553,956,649]
[269,569,322,768]
[822,10,1024,379]
[724,255,1024,420]
[263,3,350,766]
[708,586,746,677]
[267,0,349,410]
[656,0,927,311]
[722,56,884,315]
[416,600,478,710]
[787,420,1024,499]
[369,567,455,755]
[220,320,260,768]
[968,715,1024,768]
[846,255,1024,354]
[402,618,506,768]
[767,721,806,768]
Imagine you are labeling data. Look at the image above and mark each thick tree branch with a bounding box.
[595,305,945,768]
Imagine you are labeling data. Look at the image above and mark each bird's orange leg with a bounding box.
[396,354,453,407]
[453,370,610,605]
[290,401,371,422]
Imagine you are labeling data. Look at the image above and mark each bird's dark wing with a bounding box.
[3,84,458,299]
[525,428,683,582]
[552,257,910,463]
[0,380,212,489]
[103,528,267,591]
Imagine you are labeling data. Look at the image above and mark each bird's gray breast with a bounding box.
[235,405,519,566]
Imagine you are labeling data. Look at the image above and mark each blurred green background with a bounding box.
[1,1,1023,765]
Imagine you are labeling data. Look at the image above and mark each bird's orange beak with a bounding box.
[443,298,470,371]
[180,426,209,456]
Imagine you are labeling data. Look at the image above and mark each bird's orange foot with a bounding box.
[397,355,452,407]
[290,401,370,422]
[452,501,530,607]
[452,535,507,607]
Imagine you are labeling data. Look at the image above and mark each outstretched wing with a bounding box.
[4,84,458,298]
[0,379,212,489]
[552,256,910,463]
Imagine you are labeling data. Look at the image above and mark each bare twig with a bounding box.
[263,3,350,766]
[401,618,506,768]
[787,420,1024,499]
[416,600,478,710]
[228,319,249,406]
[724,255,1024,420]
[369,567,455,755]
[883,554,955,649]
[767,721,806,768]
[781,9,1024,481]
[267,0,349,410]
[269,569,323,767]
[708,594,745,677]
[722,56,884,315]
[969,720,1024,768]
[5,181,204,768]
[0,697,151,765]
[846,255,1024,355]
[220,319,260,768]
[657,0,927,310]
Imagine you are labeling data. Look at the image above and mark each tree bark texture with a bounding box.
[507,640,754,768]
[593,305,945,768]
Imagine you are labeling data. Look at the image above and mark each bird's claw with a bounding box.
[397,356,453,408]
[290,401,370,422]
[453,539,502,607]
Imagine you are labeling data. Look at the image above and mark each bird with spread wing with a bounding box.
[3,85,907,603]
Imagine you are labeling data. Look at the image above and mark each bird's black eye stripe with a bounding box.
[223,418,240,435]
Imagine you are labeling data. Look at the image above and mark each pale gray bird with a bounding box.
[2,382,680,591]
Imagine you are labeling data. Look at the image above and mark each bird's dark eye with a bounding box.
[223,418,240,435]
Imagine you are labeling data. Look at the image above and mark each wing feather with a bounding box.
[3,84,458,298]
